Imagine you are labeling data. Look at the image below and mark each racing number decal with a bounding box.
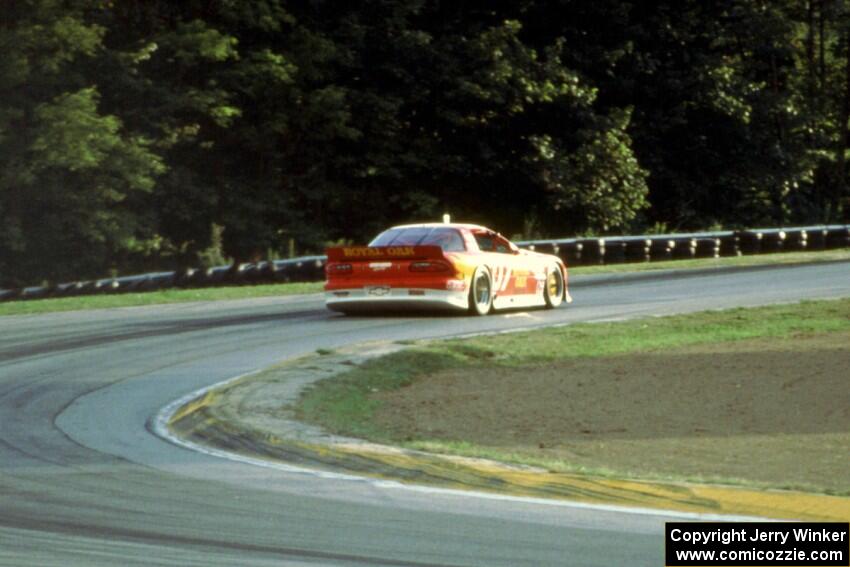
[491,264,538,294]
[491,265,537,295]
[491,266,503,292]
[491,265,513,293]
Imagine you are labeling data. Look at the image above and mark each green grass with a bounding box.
[296,297,850,492]
[2,248,848,317]
[455,297,850,363]
[0,282,324,316]
[297,350,468,440]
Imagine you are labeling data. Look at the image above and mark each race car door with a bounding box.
[471,230,537,308]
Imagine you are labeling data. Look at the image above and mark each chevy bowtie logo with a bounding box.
[366,286,391,296]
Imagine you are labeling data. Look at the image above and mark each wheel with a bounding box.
[468,266,493,315]
[543,266,564,309]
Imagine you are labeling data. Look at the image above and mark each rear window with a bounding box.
[369,227,466,252]
[422,228,465,252]
[369,228,405,246]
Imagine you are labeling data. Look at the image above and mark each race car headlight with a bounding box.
[409,261,451,272]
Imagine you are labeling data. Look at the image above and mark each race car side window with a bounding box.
[474,231,514,254]
[473,233,495,251]
[493,235,513,254]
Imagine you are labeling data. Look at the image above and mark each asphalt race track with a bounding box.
[2,262,849,567]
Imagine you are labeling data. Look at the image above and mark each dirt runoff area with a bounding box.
[371,332,850,494]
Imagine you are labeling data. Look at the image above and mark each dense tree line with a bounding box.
[2,0,849,286]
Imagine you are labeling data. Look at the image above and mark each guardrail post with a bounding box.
[806,228,827,250]
[718,234,740,256]
[784,229,807,251]
[175,268,196,288]
[560,242,582,266]
[650,239,675,261]
[626,239,651,262]
[672,238,696,259]
[579,238,606,265]
[761,230,786,253]
[187,268,209,287]
[256,261,275,283]
[826,226,850,248]
[95,279,120,294]
[738,231,762,254]
[695,238,720,258]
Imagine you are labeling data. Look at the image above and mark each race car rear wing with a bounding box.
[326,245,445,262]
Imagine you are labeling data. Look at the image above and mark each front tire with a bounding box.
[468,266,493,315]
[543,266,564,309]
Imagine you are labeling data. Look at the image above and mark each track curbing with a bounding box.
[156,342,850,522]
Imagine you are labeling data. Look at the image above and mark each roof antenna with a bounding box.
[442,213,451,224]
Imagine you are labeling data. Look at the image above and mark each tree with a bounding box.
[7,1,844,287]
[519,0,828,229]
[289,2,649,238]
[0,0,162,287]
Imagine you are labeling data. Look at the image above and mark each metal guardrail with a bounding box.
[517,225,850,265]
[2,226,848,303]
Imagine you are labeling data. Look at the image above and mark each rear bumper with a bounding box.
[325,288,469,313]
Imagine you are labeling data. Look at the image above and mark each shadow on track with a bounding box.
[0,308,330,363]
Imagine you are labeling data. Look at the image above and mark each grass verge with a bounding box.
[296,298,850,495]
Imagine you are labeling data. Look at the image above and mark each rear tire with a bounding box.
[543,266,564,309]
[468,266,493,315]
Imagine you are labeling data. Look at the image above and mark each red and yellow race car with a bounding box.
[324,222,572,315]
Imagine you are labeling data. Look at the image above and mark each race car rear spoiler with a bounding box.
[326,245,444,262]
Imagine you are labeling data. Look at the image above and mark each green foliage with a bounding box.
[3,1,849,286]
[298,349,467,441]
[0,1,163,286]
[528,108,649,233]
